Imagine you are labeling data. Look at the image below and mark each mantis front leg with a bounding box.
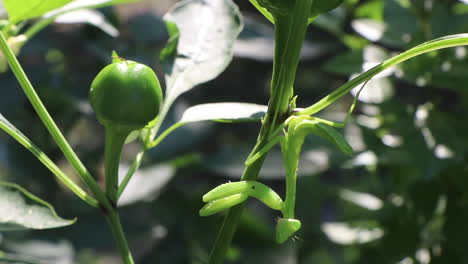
[199,180,283,216]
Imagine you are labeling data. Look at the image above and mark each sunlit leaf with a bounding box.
[44,0,140,18]
[0,182,75,231]
[339,189,383,211]
[118,164,175,207]
[53,9,118,37]
[180,103,267,123]
[322,222,384,245]
[161,0,243,105]
[351,19,387,42]
[4,240,74,264]
[4,0,73,23]
[310,0,344,17]
[248,0,274,23]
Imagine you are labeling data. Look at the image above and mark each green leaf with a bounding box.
[0,182,75,231]
[297,120,353,156]
[149,102,267,149]
[161,0,243,105]
[180,103,267,123]
[53,9,118,37]
[248,0,274,24]
[310,0,344,17]
[44,0,140,18]
[4,0,74,23]
[159,21,179,66]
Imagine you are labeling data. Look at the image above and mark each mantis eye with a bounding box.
[275,218,301,243]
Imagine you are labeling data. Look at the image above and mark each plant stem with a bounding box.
[207,1,314,263]
[104,209,135,264]
[104,127,129,205]
[298,34,468,116]
[24,17,55,39]
[23,2,128,40]
[148,122,184,149]
[0,30,135,264]
[0,31,111,210]
[118,104,182,198]
[117,148,145,198]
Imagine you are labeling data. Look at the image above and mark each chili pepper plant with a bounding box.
[1,0,468,263]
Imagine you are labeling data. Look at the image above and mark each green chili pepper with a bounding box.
[90,53,163,204]
[90,56,163,133]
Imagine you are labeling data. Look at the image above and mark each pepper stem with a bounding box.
[104,126,130,205]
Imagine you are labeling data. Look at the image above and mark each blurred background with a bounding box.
[1,0,468,263]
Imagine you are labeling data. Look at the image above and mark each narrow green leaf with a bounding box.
[4,0,73,23]
[0,182,75,231]
[161,0,243,104]
[297,120,353,156]
[180,103,267,123]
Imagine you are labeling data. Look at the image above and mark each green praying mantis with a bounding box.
[199,80,369,243]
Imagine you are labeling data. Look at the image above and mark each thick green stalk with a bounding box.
[207,1,314,263]
[104,210,135,264]
[100,128,135,263]
[104,127,129,205]
[0,32,111,210]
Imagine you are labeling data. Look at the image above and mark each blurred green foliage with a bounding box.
[1,0,468,263]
